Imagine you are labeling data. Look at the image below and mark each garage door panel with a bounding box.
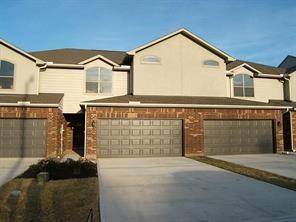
[97,119,182,157]
[204,120,273,155]
[0,119,47,157]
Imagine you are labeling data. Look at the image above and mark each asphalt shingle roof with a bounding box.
[30,48,131,65]
[0,93,64,104]
[83,95,290,107]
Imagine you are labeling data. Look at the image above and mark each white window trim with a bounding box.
[141,55,161,65]
[85,67,113,94]
[233,74,255,97]
[0,60,15,91]
[202,59,220,68]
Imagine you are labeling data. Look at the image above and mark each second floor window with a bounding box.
[86,67,112,94]
[203,59,219,67]
[233,74,254,97]
[141,55,161,64]
[0,60,14,89]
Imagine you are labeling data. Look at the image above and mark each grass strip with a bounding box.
[191,156,296,191]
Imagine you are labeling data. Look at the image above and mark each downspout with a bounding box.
[290,110,295,152]
[84,104,87,158]
[60,124,64,156]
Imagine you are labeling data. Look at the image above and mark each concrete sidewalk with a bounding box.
[0,158,40,187]
[97,157,296,222]
[211,154,296,179]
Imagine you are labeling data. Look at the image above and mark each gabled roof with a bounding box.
[278,55,296,68]
[30,48,131,65]
[78,54,119,66]
[227,60,286,75]
[0,38,44,64]
[287,65,296,74]
[128,28,235,61]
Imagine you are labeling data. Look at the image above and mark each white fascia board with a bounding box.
[80,102,292,110]
[0,38,44,64]
[78,55,119,66]
[0,103,59,107]
[113,65,131,71]
[128,28,235,61]
[45,63,84,69]
[256,73,284,79]
[228,63,262,74]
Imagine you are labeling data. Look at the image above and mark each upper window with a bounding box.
[233,74,254,97]
[141,55,161,64]
[0,60,14,89]
[86,67,112,94]
[203,59,219,67]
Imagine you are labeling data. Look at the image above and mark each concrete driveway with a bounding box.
[211,154,296,179]
[97,157,296,222]
[0,158,40,187]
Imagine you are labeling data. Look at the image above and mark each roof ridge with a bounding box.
[235,59,282,69]
[29,48,127,54]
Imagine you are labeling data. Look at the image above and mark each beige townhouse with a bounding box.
[0,28,295,159]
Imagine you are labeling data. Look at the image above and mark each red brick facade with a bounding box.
[0,106,63,157]
[85,107,285,159]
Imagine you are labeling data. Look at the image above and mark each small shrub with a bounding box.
[19,158,97,180]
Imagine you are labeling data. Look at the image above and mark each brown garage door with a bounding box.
[204,120,274,155]
[97,119,182,157]
[0,119,47,157]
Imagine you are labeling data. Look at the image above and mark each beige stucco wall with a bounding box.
[290,71,296,101]
[133,33,229,97]
[0,44,39,94]
[39,59,128,113]
[231,66,284,102]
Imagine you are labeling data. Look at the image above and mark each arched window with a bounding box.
[141,55,161,64]
[86,67,112,93]
[233,74,254,97]
[203,59,219,67]
[0,60,14,89]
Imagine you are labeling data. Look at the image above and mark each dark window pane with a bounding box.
[86,68,98,81]
[0,61,14,76]
[234,87,243,97]
[233,75,243,87]
[100,68,112,81]
[244,74,253,87]
[203,60,219,66]
[100,82,112,93]
[86,82,98,93]
[0,77,13,89]
[245,88,254,97]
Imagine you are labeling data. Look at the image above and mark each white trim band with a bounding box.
[80,102,292,110]
[0,103,60,107]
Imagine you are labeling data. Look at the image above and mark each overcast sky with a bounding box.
[1,0,295,66]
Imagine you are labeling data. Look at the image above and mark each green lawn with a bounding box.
[0,177,99,222]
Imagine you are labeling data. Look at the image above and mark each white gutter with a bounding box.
[84,104,87,159]
[256,73,284,79]
[39,62,84,69]
[80,102,292,110]
[113,65,131,71]
[0,103,59,107]
[46,63,84,69]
